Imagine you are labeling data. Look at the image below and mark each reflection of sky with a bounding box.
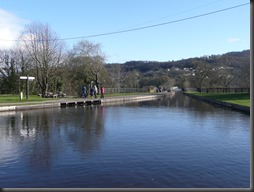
[19,128,36,138]
[0,140,20,166]
[0,95,250,187]
[0,111,16,116]
[0,114,36,170]
[0,114,19,166]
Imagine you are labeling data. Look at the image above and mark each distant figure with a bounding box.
[100,86,105,98]
[94,85,98,98]
[90,86,94,99]
[81,85,87,99]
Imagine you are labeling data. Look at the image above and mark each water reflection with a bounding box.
[0,92,250,188]
[0,106,105,172]
[128,91,249,116]
[126,92,249,134]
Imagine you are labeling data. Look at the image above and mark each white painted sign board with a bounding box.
[19,76,35,100]
[20,76,35,80]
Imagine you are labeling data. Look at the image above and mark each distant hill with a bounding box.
[106,50,250,73]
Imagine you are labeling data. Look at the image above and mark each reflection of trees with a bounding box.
[20,112,36,138]
[164,92,213,113]
[126,92,223,117]
[64,105,105,155]
[0,110,52,170]
[28,111,52,170]
[0,106,105,171]
[26,106,105,169]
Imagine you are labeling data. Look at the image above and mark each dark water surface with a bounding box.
[0,92,250,188]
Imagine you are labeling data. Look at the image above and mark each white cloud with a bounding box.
[226,38,240,43]
[0,9,28,49]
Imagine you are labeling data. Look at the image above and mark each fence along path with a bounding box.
[186,88,250,93]
[104,88,148,94]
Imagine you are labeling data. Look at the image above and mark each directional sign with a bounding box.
[20,76,35,80]
[19,75,35,100]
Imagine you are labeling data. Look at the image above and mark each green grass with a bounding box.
[0,94,57,103]
[0,92,150,104]
[187,92,250,107]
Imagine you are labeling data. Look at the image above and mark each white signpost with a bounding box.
[20,76,35,80]
[19,75,35,100]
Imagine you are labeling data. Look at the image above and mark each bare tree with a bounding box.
[0,49,20,93]
[18,21,65,96]
[123,70,140,88]
[108,64,124,88]
[162,77,176,91]
[234,64,249,87]
[217,57,235,89]
[68,40,106,94]
[191,60,213,91]
[13,44,32,75]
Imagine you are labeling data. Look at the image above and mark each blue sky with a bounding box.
[0,0,250,63]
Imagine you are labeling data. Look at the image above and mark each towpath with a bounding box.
[0,92,169,112]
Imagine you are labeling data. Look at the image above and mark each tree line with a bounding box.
[107,50,250,91]
[0,21,250,96]
[0,22,110,96]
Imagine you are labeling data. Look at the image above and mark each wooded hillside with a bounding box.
[106,50,250,90]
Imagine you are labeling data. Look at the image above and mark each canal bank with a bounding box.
[0,92,169,112]
[183,92,250,114]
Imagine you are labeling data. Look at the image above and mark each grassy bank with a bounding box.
[187,92,250,107]
[0,95,56,103]
[0,92,150,104]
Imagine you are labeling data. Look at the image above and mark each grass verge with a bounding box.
[187,92,250,107]
[0,92,150,104]
[0,95,57,103]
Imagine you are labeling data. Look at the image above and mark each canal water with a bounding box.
[0,92,250,188]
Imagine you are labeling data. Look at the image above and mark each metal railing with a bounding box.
[185,88,250,93]
[104,88,148,94]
